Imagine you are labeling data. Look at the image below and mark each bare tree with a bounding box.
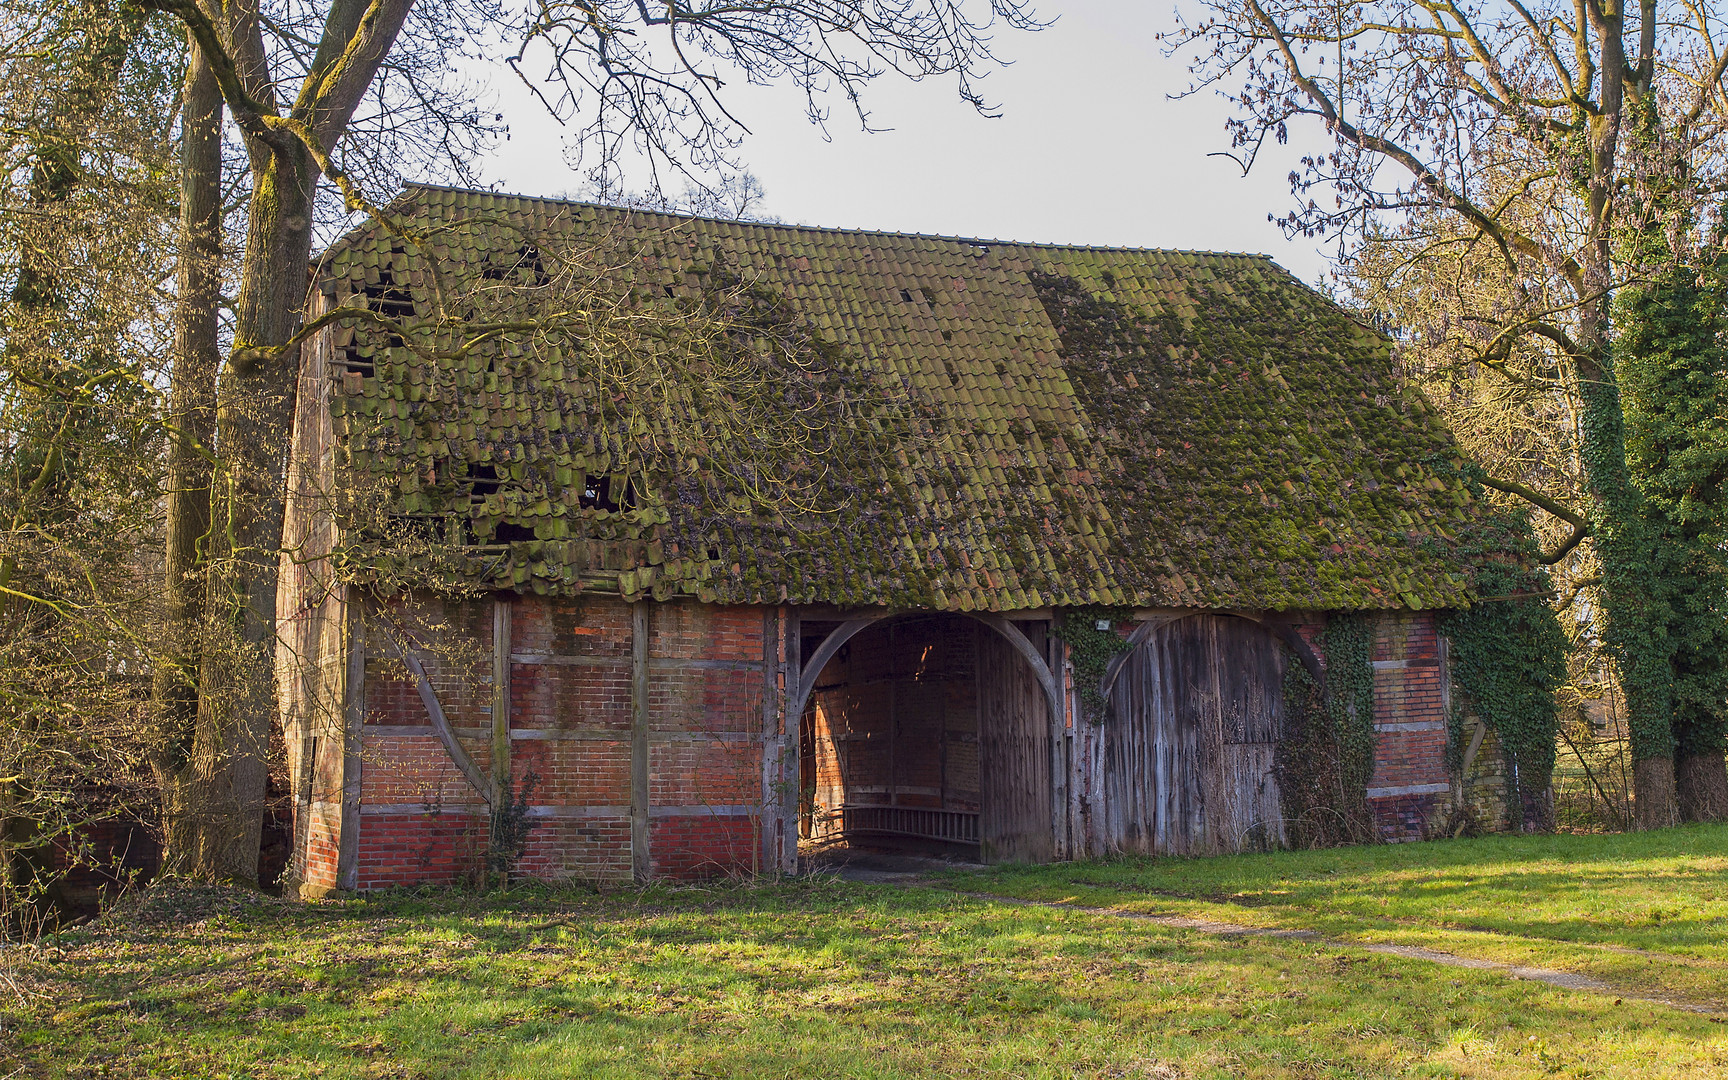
[0,0,181,921]
[133,0,1037,883]
[1168,0,1728,826]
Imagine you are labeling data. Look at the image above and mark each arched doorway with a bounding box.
[1103,613,1292,856]
[795,613,1058,864]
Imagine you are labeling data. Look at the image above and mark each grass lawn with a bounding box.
[3,827,1724,1080]
[945,823,1728,1011]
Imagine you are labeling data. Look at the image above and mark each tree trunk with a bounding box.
[1576,340,1678,828]
[1676,752,1728,823]
[154,31,223,875]
[174,136,314,884]
[1633,756,1678,829]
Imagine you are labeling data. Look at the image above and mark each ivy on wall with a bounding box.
[1325,614,1379,799]
[1054,606,1134,722]
[1275,614,1376,847]
[1432,499,1568,829]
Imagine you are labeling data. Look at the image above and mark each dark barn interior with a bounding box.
[799,615,1053,864]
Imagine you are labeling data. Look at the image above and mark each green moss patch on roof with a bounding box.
[314,185,1482,611]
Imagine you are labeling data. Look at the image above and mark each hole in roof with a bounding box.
[481,244,548,285]
[340,266,414,370]
[466,462,501,498]
[578,474,638,514]
[941,330,953,343]
[900,288,914,303]
[493,522,536,543]
[1101,270,1117,287]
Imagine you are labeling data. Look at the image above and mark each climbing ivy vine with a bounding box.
[1275,614,1376,846]
[1053,606,1134,723]
[1432,498,1569,828]
[1324,614,1378,799]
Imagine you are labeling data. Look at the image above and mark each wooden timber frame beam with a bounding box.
[787,610,1068,856]
[374,608,497,810]
[338,589,366,892]
[491,599,512,801]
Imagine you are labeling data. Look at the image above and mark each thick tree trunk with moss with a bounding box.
[155,33,224,875]
[1677,754,1728,822]
[171,138,316,884]
[1576,322,1679,828]
[1583,430,1678,829]
[143,0,418,883]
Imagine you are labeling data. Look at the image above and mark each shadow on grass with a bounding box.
[11,836,1728,1079]
[941,823,1728,956]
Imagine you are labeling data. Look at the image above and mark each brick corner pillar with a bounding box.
[630,600,651,881]
[1365,611,1451,842]
[294,591,365,899]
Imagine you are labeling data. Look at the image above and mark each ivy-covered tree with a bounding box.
[1617,229,1728,822]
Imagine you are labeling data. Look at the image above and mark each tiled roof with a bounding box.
[316,184,1482,611]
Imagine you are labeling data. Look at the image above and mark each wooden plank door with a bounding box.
[1106,615,1287,856]
[977,627,1053,863]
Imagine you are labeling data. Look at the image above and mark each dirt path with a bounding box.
[943,889,1724,1016]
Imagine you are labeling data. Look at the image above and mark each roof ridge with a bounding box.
[393,181,1285,264]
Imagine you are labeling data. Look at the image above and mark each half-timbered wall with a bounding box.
[292,593,785,890]
[286,597,1465,891]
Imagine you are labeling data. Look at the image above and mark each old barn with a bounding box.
[278,185,1498,895]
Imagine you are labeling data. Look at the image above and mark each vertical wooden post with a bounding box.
[630,601,651,882]
[338,591,365,892]
[888,621,898,809]
[780,610,801,874]
[491,598,512,807]
[1048,622,1069,860]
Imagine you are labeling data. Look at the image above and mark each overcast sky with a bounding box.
[473,1,1339,285]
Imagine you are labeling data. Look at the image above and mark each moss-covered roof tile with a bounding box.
[311,185,1488,611]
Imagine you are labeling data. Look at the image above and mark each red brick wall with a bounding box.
[650,814,761,879]
[1367,612,1450,841]
[345,593,773,888]
[301,802,342,891]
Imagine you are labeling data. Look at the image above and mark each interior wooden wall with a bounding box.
[801,615,1054,861]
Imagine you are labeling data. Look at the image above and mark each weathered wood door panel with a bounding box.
[1106,615,1287,855]
[978,628,1053,863]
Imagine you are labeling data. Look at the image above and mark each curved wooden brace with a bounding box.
[1098,610,1324,706]
[788,611,1064,728]
[789,614,893,724]
[961,612,1064,724]
[378,624,496,808]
